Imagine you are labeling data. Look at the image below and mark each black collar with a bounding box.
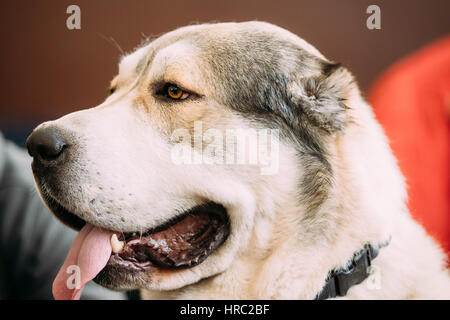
[315,237,391,300]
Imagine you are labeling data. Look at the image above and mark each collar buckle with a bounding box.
[315,238,390,300]
[333,245,373,296]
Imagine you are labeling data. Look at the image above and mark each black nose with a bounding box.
[26,126,68,163]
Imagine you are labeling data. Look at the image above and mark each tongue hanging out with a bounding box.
[52,224,113,300]
[52,203,230,300]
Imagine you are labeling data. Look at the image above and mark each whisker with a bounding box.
[97,33,125,55]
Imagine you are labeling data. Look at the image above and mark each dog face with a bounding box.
[27,22,356,292]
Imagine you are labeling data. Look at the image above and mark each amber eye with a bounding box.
[166,84,188,100]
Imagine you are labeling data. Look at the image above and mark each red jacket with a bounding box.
[369,36,450,257]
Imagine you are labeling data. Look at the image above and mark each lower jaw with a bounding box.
[41,190,231,284]
[93,263,153,290]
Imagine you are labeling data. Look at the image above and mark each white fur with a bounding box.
[36,22,450,299]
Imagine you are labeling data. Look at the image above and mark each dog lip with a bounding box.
[105,202,230,271]
[94,202,230,289]
[38,185,86,231]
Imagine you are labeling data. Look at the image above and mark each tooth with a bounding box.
[111,234,124,253]
[127,240,140,246]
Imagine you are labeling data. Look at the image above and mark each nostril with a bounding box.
[36,142,66,160]
[26,126,69,163]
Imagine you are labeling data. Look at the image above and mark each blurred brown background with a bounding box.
[0,0,449,145]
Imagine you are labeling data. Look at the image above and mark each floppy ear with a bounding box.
[291,62,355,133]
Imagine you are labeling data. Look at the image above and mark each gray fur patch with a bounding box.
[193,28,355,214]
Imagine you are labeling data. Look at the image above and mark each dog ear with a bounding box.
[290,61,355,133]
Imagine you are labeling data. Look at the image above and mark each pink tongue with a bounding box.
[52,224,113,300]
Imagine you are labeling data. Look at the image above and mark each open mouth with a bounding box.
[108,203,230,270]
[41,188,230,272]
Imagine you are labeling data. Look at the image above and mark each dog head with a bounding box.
[27,21,358,292]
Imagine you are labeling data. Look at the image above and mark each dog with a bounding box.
[27,21,450,299]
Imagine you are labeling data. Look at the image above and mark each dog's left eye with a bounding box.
[164,83,189,100]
